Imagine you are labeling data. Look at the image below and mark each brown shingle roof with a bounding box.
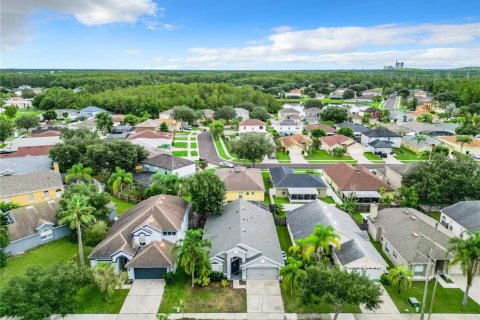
[240,119,265,126]
[125,240,175,268]
[323,163,393,192]
[0,146,52,158]
[30,130,60,137]
[127,130,173,140]
[215,167,265,192]
[143,154,195,170]
[0,170,63,197]
[305,124,335,133]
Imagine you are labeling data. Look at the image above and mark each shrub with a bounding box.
[380,272,390,285]
[84,221,109,247]
[0,249,7,268]
[164,271,176,285]
[210,271,226,282]
[221,279,229,288]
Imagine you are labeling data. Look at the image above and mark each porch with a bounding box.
[287,188,318,202]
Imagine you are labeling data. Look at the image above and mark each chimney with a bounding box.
[369,203,378,220]
[53,162,60,173]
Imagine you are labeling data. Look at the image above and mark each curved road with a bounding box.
[198,131,408,171]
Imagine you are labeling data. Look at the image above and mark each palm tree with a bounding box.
[447,231,480,305]
[150,173,182,196]
[288,239,316,263]
[172,229,212,287]
[456,135,473,154]
[65,163,93,184]
[305,224,341,258]
[280,257,306,295]
[107,167,133,193]
[387,266,413,293]
[413,134,427,153]
[58,194,96,268]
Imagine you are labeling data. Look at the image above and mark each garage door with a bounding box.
[134,268,167,279]
[246,267,278,280]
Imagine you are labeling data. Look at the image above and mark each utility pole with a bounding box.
[420,223,438,320]
[427,271,440,320]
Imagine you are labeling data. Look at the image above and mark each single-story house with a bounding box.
[0,156,52,176]
[287,200,388,279]
[330,89,346,100]
[215,167,265,201]
[335,122,369,141]
[361,127,401,154]
[127,130,174,150]
[80,106,106,118]
[401,135,440,153]
[323,163,393,203]
[398,122,457,137]
[111,125,134,134]
[134,154,196,185]
[7,136,60,153]
[239,119,266,134]
[440,201,480,238]
[203,199,284,280]
[360,107,382,118]
[280,134,312,156]
[272,118,303,135]
[285,89,302,98]
[89,195,191,280]
[269,166,327,202]
[234,108,249,120]
[0,170,64,205]
[437,136,480,155]
[278,108,302,120]
[135,119,179,132]
[389,110,415,124]
[383,164,416,190]
[304,107,322,124]
[368,206,457,279]
[305,124,335,135]
[319,135,364,155]
[4,199,70,255]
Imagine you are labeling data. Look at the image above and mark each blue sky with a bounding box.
[2,0,479,69]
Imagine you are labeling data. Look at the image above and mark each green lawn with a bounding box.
[352,211,364,224]
[276,226,292,253]
[174,136,188,140]
[293,169,321,176]
[384,281,480,314]
[190,142,198,148]
[159,269,247,313]
[394,147,429,162]
[110,195,135,215]
[306,150,354,162]
[75,285,129,314]
[263,194,272,205]
[321,196,336,204]
[191,151,198,156]
[214,138,230,160]
[173,141,189,148]
[172,151,188,157]
[276,151,291,162]
[369,236,394,269]
[261,171,273,189]
[189,136,197,140]
[274,197,290,204]
[427,212,441,221]
[364,152,384,163]
[0,238,91,289]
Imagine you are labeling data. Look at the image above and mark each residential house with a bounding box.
[389,110,415,124]
[409,104,437,120]
[0,156,52,176]
[272,118,303,135]
[69,118,97,131]
[234,108,249,120]
[437,136,480,155]
[30,130,61,138]
[159,109,173,119]
[6,136,60,154]
[319,135,364,155]
[203,199,284,280]
[4,199,70,255]
[305,124,335,135]
[239,119,266,134]
[280,134,312,156]
[304,107,322,124]
[134,119,179,132]
[127,130,174,150]
[0,170,64,205]
[111,125,134,135]
[383,164,416,190]
[285,89,302,98]
[134,154,196,185]
[401,135,440,153]
[215,167,265,201]
[287,200,388,279]
[269,166,327,202]
[89,195,191,280]
[111,114,126,125]
[79,106,106,118]
[330,89,347,100]
[202,109,215,119]
[440,201,480,238]
[361,127,401,154]
[368,206,456,279]
[335,122,369,141]
[278,108,302,120]
[360,107,382,119]
[323,163,393,203]
[5,97,33,108]
[399,122,457,137]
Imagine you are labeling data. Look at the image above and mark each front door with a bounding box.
[231,257,241,275]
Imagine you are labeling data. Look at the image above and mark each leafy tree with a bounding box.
[336,193,358,214]
[84,221,109,247]
[342,89,355,99]
[235,101,256,112]
[171,106,196,131]
[4,105,18,118]
[466,102,480,115]
[21,89,35,98]
[456,135,473,153]
[149,173,182,196]
[338,126,354,138]
[447,231,480,306]
[108,167,133,193]
[231,133,275,167]
[311,128,326,138]
[58,194,96,268]
[332,146,346,157]
[214,105,236,124]
[418,113,433,123]
[304,99,323,109]
[280,257,306,295]
[456,122,480,136]
[65,163,93,184]
[160,121,169,132]
[274,203,287,219]
[0,202,19,267]
[0,119,13,144]
[60,182,111,222]
[249,106,270,122]
[387,266,413,293]
[15,115,39,130]
[92,263,127,301]
[95,111,113,135]
[395,185,419,208]
[122,114,141,125]
[209,120,224,140]
[172,229,212,287]
[298,266,382,320]
[321,106,348,123]
[185,171,226,217]
[362,113,371,125]
[0,264,90,320]
[197,160,208,170]
[42,109,57,121]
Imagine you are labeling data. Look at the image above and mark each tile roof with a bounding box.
[441,201,480,232]
[135,119,162,129]
[142,154,195,170]
[124,240,175,268]
[215,167,265,192]
[323,163,392,191]
[240,119,265,126]
[81,106,106,113]
[304,124,335,132]
[319,135,355,147]
[280,134,312,148]
[386,164,417,176]
[127,130,173,140]
[269,166,326,189]
[0,170,63,197]
[438,136,480,147]
[401,135,440,147]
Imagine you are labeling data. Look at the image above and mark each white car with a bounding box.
[219,161,234,168]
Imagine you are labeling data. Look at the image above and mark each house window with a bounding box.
[28,193,34,202]
[40,228,53,240]
[393,251,398,259]
[55,189,63,197]
[251,192,254,195]
[162,231,176,236]
[43,190,50,199]
[414,264,426,277]
[259,126,263,129]
[139,235,146,246]
[385,242,390,254]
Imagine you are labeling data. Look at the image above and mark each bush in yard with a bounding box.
[84,221,109,247]
[380,272,390,285]
[221,279,229,288]
[210,271,226,282]
[92,263,127,301]
[164,271,176,285]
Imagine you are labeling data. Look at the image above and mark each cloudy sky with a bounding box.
[1,0,479,69]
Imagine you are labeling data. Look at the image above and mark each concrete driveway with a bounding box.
[119,280,165,315]
[361,285,400,315]
[451,275,480,305]
[247,280,284,319]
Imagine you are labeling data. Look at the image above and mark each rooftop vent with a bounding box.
[412,232,419,237]
[411,215,417,220]
[242,228,246,232]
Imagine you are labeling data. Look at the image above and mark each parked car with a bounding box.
[219,161,233,168]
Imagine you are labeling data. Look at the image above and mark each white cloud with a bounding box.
[271,25,294,33]
[144,20,180,31]
[1,0,161,51]
[123,48,141,55]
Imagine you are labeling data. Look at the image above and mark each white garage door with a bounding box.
[246,267,278,280]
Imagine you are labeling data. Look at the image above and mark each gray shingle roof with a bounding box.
[287,200,387,267]
[269,166,326,189]
[203,199,284,265]
[0,156,52,175]
[0,170,63,198]
[369,139,395,148]
[401,135,440,147]
[363,127,401,138]
[81,106,106,113]
[142,154,195,170]
[335,122,369,133]
[441,201,480,232]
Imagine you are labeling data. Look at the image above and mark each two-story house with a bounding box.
[361,127,401,154]
[239,119,266,134]
[304,107,322,124]
[272,118,303,135]
[234,108,249,120]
